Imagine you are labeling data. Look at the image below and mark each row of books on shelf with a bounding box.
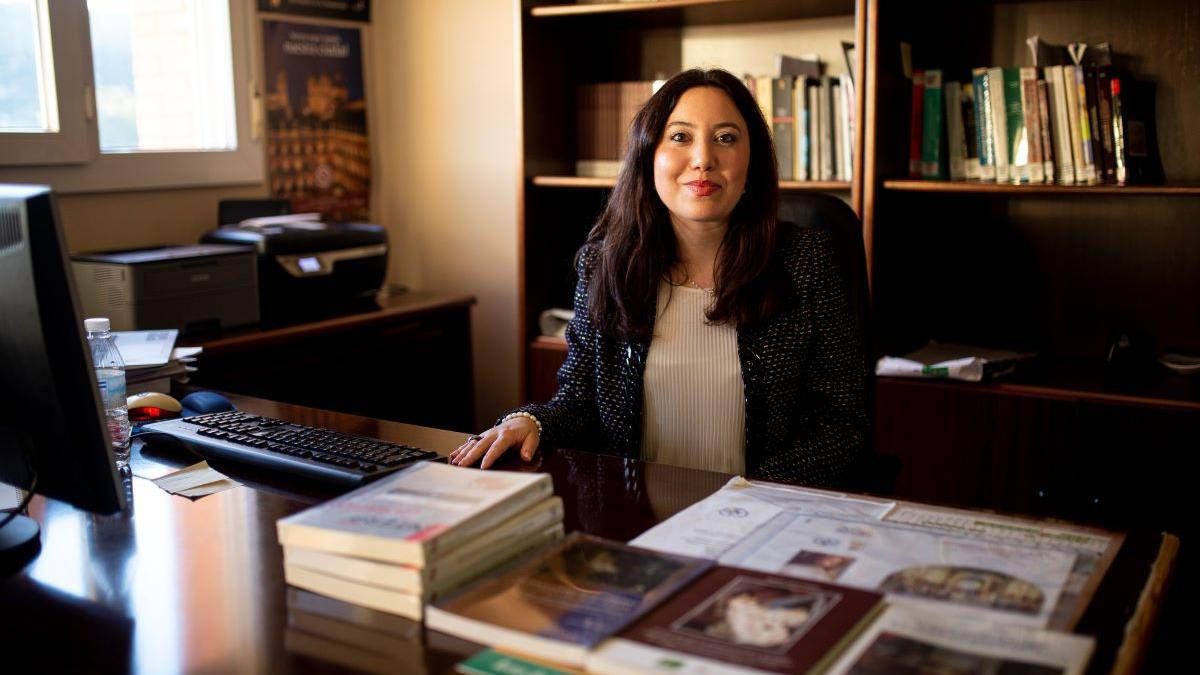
[276,461,1109,674]
[746,71,855,183]
[910,38,1163,186]
[573,53,855,183]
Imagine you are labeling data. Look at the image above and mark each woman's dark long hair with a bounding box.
[585,68,784,340]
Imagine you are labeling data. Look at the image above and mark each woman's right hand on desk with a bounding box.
[449,416,540,469]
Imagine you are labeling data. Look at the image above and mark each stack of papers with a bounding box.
[113,330,201,394]
[876,341,1035,382]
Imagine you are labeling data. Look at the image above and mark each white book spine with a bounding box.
[1048,66,1075,184]
[986,67,1010,184]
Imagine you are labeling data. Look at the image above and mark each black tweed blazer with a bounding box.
[511,221,867,486]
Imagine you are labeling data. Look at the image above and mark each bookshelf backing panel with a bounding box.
[873,191,1200,358]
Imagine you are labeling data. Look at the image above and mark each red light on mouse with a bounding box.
[129,406,175,422]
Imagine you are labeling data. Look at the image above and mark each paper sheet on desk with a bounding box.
[152,461,241,498]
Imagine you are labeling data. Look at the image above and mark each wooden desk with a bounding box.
[184,291,477,432]
[0,393,1176,674]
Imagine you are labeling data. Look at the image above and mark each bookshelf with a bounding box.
[517,1,1199,535]
[518,0,867,401]
[862,0,1200,544]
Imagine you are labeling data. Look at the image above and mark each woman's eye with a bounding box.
[670,131,689,143]
[716,133,737,144]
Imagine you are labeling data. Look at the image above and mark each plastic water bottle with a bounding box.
[85,318,131,470]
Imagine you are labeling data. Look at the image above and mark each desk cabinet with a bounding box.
[187,292,476,432]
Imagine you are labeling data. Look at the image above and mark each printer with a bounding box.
[201,218,388,320]
[71,244,259,334]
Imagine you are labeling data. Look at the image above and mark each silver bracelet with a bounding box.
[502,411,542,436]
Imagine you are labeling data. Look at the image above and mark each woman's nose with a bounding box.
[691,141,715,171]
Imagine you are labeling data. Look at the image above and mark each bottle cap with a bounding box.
[84,317,111,332]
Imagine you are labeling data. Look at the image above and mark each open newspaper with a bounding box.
[631,477,1120,630]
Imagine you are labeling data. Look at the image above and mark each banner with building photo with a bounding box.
[262,20,370,220]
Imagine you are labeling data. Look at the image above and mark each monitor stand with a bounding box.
[0,514,41,576]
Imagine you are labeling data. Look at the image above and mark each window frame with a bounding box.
[0,0,265,193]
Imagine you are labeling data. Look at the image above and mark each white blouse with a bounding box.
[641,281,746,475]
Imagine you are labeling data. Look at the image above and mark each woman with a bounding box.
[452,68,866,485]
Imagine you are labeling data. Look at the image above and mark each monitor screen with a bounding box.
[0,184,124,515]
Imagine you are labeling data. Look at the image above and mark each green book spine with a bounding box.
[920,70,944,179]
[1002,67,1030,184]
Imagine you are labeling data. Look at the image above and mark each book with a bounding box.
[285,518,566,598]
[943,80,965,180]
[1095,66,1118,184]
[287,586,422,636]
[960,82,981,180]
[1047,66,1076,184]
[285,564,425,619]
[587,567,885,675]
[824,605,1095,675]
[835,77,853,181]
[1112,77,1165,185]
[908,70,924,178]
[1020,67,1046,184]
[1036,78,1056,182]
[875,341,1036,382]
[276,461,554,567]
[1061,65,1087,184]
[755,76,773,136]
[818,76,835,180]
[806,80,820,180]
[457,650,573,675]
[920,70,943,179]
[970,69,996,182]
[776,53,821,79]
[792,77,810,180]
[772,77,794,181]
[1084,66,1107,182]
[426,533,711,668]
[1069,65,1098,184]
[986,67,1010,183]
[1002,67,1029,184]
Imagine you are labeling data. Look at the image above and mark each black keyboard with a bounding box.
[139,411,439,486]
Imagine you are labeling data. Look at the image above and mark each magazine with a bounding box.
[824,604,1094,675]
[720,515,1076,627]
[588,566,884,675]
[426,533,711,667]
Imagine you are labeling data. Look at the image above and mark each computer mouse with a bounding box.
[180,390,236,417]
[127,391,183,423]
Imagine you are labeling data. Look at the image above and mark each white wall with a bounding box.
[371,0,522,429]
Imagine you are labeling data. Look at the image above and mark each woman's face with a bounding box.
[653,86,751,232]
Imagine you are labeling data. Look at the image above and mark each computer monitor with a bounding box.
[0,184,125,571]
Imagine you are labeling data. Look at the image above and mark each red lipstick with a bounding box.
[685,180,720,196]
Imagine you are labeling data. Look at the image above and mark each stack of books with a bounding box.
[284,588,428,675]
[277,461,564,621]
[575,81,656,178]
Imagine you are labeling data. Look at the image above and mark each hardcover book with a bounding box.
[587,567,885,675]
[426,533,711,667]
[276,461,554,567]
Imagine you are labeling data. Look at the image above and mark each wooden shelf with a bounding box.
[877,357,1200,413]
[882,180,1200,196]
[532,0,740,17]
[530,0,854,24]
[533,176,851,191]
[533,335,568,351]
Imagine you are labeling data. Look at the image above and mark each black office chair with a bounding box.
[780,194,901,496]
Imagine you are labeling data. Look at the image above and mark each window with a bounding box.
[0,0,263,192]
